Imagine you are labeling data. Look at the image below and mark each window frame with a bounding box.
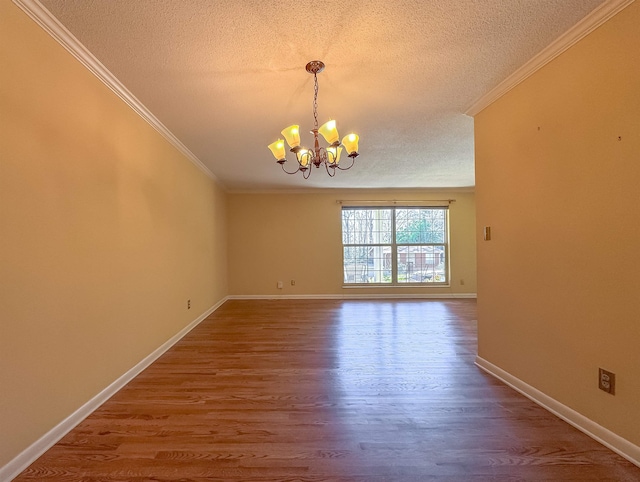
[341,205,450,287]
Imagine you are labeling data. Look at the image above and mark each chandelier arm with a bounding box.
[280,161,302,175]
[302,166,312,179]
[335,156,357,171]
[323,160,336,177]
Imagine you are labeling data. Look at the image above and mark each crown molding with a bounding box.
[465,0,635,116]
[12,0,218,182]
[226,186,476,195]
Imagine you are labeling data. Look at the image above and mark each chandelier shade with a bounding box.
[318,119,339,145]
[296,148,310,167]
[267,139,286,161]
[327,145,342,165]
[267,61,360,179]
[342,133,359,156]
[281,125,301,149]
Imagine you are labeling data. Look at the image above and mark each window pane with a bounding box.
[395,208,446,244]
[342,208,392,245]
[343,246,392,283]
[396,245,447,283]
[341,206,448,285]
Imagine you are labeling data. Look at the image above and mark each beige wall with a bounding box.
[475,3,640,446]
[228,190,476,296]
[0,1,228,468]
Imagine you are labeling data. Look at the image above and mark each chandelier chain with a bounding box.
[313,73,319,130]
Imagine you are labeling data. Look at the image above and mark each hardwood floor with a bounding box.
[14,299,640,481]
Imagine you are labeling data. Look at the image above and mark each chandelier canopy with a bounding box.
[267,61,360,178]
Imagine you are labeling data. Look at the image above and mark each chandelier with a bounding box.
[267,60,360,178]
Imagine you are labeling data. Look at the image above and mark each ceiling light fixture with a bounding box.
[267,61,360,178]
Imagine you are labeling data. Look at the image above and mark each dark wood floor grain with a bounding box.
[14,299,640,481]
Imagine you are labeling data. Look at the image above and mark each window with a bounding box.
[341,206,448,285]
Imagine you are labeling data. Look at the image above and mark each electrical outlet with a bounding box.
[460,279,465,285]
[277,281,283,289]
[599,368,615,395]
[187,299,191,310]
[291,279,296,286]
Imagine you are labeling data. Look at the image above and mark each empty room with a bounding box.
[1,0,639,480]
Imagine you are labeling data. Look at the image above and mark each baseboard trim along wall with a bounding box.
[228,293,477,300]
[0,297,229,482]
[475,356,640,469]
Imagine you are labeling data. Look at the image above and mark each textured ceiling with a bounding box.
[39,0,605,191]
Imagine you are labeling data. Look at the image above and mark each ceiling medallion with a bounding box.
[267,61,360,179]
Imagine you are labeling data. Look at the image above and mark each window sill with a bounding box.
[342,283,451,289]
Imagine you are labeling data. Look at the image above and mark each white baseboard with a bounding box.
[475,356,640,469]
[0,297,228,482]
[228,293,477,300]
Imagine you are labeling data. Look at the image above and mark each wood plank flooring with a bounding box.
[14,299,640,481]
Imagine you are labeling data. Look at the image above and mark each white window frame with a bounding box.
[341,205,450,286]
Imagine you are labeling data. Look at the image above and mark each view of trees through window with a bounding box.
[342,207,448,284]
